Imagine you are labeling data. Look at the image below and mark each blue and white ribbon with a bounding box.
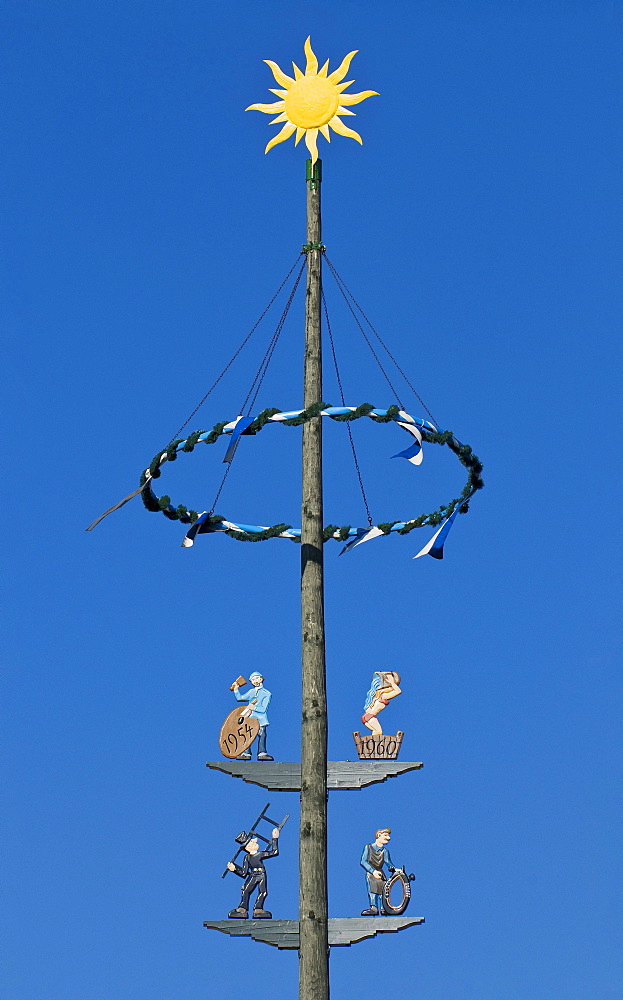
[222,415,255,464]
[182,510,465,558]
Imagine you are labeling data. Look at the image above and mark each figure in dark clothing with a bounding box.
[227,828,280,919]
[360,827,403,915]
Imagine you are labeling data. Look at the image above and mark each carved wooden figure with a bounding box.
[354,671,403,759]
[360,828,415,916]
[219,672,274,761]
[361,671,401,734]
[223,804,289,920]
[227,829,280,919]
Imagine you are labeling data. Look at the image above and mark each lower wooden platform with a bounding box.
[203,916,424,949]
[205,760,423,790]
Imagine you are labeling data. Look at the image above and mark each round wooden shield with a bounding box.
[382,871,412,915]
[219,707,260,759]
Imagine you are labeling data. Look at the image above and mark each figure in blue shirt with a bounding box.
[360,828,403,915]
[232,672,273,761]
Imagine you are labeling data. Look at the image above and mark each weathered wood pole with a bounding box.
[299,157,329,1000]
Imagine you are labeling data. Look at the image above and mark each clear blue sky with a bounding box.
[3,2,622,998]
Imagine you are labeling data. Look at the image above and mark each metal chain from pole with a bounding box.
[324,256,405,408]
[167,256,303,445]
[242,260,306,414]
[208,261,306,515]
[325,256,440,428]
[322,289,373,527]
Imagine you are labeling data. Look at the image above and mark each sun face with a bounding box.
[246,37,378,163]
[285,76,340,129]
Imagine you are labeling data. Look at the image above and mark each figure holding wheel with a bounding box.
[360,828,415,916]
[360,828,401,915]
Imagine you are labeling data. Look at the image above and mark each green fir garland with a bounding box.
[139,404,484,539]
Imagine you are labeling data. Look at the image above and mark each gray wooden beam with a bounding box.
[205,760,423,791]
[327,916,425,946]
[203,919,301,950]
[326,761,424,789]
[203,916,424,950]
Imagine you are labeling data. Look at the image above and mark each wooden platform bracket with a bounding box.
[206,760,423,791]
[203,916,425,949]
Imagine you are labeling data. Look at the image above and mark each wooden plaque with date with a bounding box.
[352,731,404,760]
[219,707,260,759]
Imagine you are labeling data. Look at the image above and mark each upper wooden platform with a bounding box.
[205,760,423,791]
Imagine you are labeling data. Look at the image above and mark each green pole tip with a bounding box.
[305,159,323,186]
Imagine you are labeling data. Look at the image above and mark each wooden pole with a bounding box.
[299,157,329,1000]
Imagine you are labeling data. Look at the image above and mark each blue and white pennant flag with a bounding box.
[339,525,386,555]
[391,418,423,465]
[413,508,459,560]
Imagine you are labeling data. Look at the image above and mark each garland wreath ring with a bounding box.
[137,402,484,553]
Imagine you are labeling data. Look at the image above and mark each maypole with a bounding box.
[299,157,329,998]
[88,33,485,1000]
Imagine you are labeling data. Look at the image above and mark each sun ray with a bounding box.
[245,100,286,114]
[248,39,377,159]
[327,50,357,84]
[339,90,379,105]
[304,37,318,75]
[264,60,295,88]
[265,122,297,154]
[328,117,363,144]
[305,127,319,162]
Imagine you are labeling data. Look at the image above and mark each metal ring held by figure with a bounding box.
[382,869,415,916]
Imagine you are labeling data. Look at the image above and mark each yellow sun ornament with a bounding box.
[246,37,378,164]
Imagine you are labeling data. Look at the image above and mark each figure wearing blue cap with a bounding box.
[232,672,273,761]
